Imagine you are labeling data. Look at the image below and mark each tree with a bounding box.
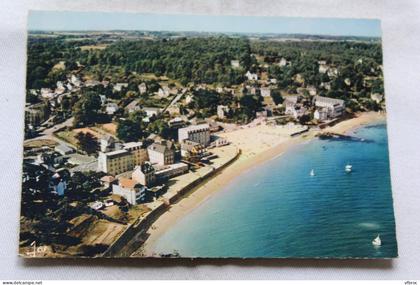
[75,132,99,155]
[239,95,261,119]
[116,119,142,142]
[271,90,284,105]
[147,119,170,139]
[73,92,102,127]
[299,114,311,125]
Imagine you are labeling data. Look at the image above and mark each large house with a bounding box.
[147,141,175,166]
[313,95,345,120]
[97,149,132,176]
[112,178,147,205]
[178,124,211,146]
[97,142,148,176]
[123,142,149,166]
[132,162,156,187]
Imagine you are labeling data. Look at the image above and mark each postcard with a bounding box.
[20,11,397,258]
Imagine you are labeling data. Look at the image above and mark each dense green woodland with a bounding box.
[96,37,251,85]
[27,35,383,91]
[26,35,385,121]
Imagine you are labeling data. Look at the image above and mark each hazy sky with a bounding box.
[28,11,381,37]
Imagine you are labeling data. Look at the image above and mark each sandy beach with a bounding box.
[138,111,385,257]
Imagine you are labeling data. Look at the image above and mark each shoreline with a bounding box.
[138,111,386,257]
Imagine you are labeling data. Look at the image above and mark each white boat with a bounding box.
[345,164,352,172]
[372,234,382,246]
[310,169,315,176]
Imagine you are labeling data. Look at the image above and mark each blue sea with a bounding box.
[153,122,398,258]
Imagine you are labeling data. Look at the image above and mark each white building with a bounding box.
[313,96,345,119]
[105,103,119,115]
[231,60,240,69]
[99,95,107,106]
[155,163,189,180]
[143,107,161,118]
[113,83,128,92]
[158,86,171,97]
[178,124,211,146]
[217,105,230,119]
[112,178,147,205]
[97,149,132,176]
[138,82,147,94]
[314,108,328,121]
[185,94,194,104]
[284,96,307,119]
[54,144,75,156]
[245,71,258,81]
[278,57,289,67]
[132,162,156,187]
[147,141,175,166]
[97,142,148,176]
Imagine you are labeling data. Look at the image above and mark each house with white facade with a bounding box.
[105,103,119,115]
[217,105,230,119]
[245,71,258,81]
[138,82,147,94]
[313,95,345,119]
[178,124,211,146]
[112,178,147,205]
[231,60,240,69]
[132,162,156,187]
[147,141,175,166]
[113,83,128,92]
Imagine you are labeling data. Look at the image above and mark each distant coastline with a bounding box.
[137,111,386,257]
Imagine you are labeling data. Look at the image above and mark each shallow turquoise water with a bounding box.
[153,123,398,258]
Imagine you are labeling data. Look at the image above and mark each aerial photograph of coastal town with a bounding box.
[19,11,397,258]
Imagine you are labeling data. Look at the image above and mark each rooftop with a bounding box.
[102,149,129,158]
[314,95,344,106]
[148,141,172,154]
[179,123,210,132]
[119,178,137,189]
[123,141,143,149]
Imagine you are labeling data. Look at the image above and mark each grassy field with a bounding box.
[23,139,58,149]
[54,130,80,147]
[95,123,117,136]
